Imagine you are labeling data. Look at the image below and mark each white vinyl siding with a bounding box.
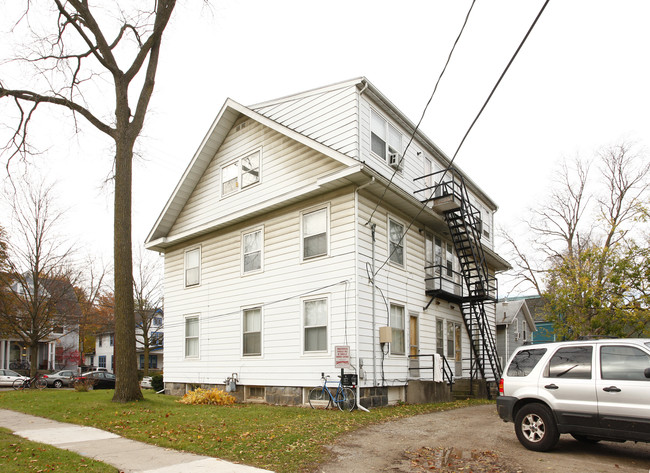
[302,207,328,260]
[184,247,201,287]
[185,315,199,358]
[168,122,346,238]
[243,308,262,356]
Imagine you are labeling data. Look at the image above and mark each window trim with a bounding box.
[388,216,406,268]
[389,303,406,356]
[184,314,200,359]
[302,295,330,354]
[220,148,262,198]
[242,306,263,357]
[241,226,264,275]
[300,205,330,262]
[184,246,201,288]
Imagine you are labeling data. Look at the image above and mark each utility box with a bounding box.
[379,326,392,344]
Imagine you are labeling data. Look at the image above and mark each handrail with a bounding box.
[408,353,454,387]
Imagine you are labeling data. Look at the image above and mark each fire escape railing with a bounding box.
[415,168,502,395]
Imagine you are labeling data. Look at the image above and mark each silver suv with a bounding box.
[496,338,650,451]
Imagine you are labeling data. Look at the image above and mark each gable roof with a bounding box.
[145,98,358,247]
[496,299,536,330]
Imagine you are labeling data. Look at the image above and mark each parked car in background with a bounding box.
[0,369,29,387]
[497,338,650,452]
[140,376,152,389]
[42,370,76,388]
[74,371,116,389]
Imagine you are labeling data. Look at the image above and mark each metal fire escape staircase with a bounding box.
[415,168,502,391]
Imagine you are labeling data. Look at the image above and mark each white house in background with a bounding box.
[496,299,537,367]
[84,311,164,372]
[145,77,510,407]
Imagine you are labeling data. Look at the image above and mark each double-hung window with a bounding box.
[304,298,327,352]
[98,355,106,368]
[242,228,263,273]
[243,308,262,356]
[302,208,328,260]
[109,334,114,347]
[185,247,200,287]
[371,110,402,162]
[185,315,199,358]
[388,218,404,266]
[221,150,261,196]
[390,304,405,355]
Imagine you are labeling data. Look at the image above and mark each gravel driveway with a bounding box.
[317,404,650,473]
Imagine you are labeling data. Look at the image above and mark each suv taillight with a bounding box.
[499,378,504,396]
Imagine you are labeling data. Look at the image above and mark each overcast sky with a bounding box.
[1,1,649,296]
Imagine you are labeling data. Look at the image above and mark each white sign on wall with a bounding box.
[334,345,351,369]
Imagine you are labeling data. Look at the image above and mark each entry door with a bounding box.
[409,314,419,377]
[454,323,462,377]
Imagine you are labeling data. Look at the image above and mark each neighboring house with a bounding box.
[145,77,510,406]
[0,276,81,371]
[83,311,164,372]
[526,295,558,344]
[496,299,536,366]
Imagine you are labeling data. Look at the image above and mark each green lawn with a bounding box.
[0,390,490,472]
[0,427,117,473]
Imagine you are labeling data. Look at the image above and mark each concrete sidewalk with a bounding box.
[0,409,272,473]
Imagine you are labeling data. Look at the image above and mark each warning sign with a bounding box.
[334,345,351,369]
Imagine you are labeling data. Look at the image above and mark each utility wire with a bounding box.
[374,0,551,277]
[366,0,477,226]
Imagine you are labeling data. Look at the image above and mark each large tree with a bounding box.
[0,1,177,401]
[504,142,650,338]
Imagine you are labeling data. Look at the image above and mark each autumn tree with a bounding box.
[133,247,163,377]
[504,142,650,338]
[0,1,177,401]
[74,259,111,361]
[0,181,80,377]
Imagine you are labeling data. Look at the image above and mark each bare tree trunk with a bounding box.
[113,137,142,402]
[29,343,38,378]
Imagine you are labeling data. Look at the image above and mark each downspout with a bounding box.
[355,178,374,412]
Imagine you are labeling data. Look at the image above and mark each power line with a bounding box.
[374,0,551,276]
[366,0,478,226]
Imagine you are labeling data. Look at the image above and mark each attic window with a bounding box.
[371,109,402,166]
[221,150,261,196]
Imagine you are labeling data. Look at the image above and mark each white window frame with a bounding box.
[242,306,262,357]
[220,149,262,197]
[370,109,403,165]
[388,216,405,267]
[184,314,200,359]
[184,246,201,288]
[389,303,406,356]
[300,205,330,261]
[436,319,444,356]
[302,296,329,354]
[241,226,264,275]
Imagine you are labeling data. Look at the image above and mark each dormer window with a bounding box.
[371,109,402,165]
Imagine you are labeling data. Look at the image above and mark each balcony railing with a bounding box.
[424,265,498,302]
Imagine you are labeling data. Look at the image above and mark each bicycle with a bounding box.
[13,374,47,390]
[308,373,356,411]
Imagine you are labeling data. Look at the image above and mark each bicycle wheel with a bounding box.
[12,379,25,390]
[335,387,356,412]
[35,378,47,390]
[308,387,331,409]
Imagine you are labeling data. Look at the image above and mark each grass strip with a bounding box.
[0,427,117,473]
[0,389,491,472]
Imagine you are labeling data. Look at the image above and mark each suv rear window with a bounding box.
[546,345,592,379]
[506,348,547,377]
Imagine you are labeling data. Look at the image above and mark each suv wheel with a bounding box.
[514,403,559,452]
